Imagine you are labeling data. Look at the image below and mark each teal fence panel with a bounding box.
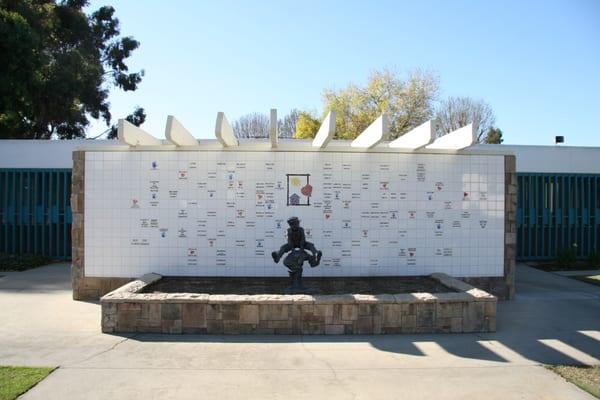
[0,169,72,259]
[517,173,600,260]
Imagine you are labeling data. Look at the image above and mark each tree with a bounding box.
[278,108,300,138]
[105,106,146,139]
[435,97,496,143]
[485,127,503,144]
[293,112,321,139]
[322,69,439,140]
[232,112,270,138]
[0,0,143,139]
[233,109,304,139]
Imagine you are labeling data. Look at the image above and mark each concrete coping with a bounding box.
[100,272,497,304]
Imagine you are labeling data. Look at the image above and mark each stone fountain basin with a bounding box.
[101,273,496,335]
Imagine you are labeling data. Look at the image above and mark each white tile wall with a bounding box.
[84,151,505,278]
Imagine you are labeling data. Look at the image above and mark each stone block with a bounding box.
[358,304,378,317]
[300,304,314,314]
[161,303,181,320]
[341,304,358,321]
[382,304,400,327]
[356,317,374,334]
[223,321,242,334]
[313,304,333,318]
[484,302,496,318]
[134,317,160,330]
[505,232,516,245]
[182,303,207,329]
[435,317,451,333]
[118,302,142,313]
[450,317,463,333]
[102,313,116,330]
[416,302,435,328]
[401,303,416,316]
[381,327,403,334]
[325,324,345,335]
[141,303,161,323]
[207,304,221,320]
[116,311,139,333]
[301,323,324,335]
[332,304,343,323]
[259,304,289,321]
[436,302,463,319]
[102,302,117,316]
[239,305,259,324]
[265,320,292,330]
[207,320,224,334]
[462,302,485,332]
[161,319,182,334]
[141,326,164,333]
[221,304,240,320]
[301,312,324,324]
[401,315,416,333]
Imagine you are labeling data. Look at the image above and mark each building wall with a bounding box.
[2,140,598,173]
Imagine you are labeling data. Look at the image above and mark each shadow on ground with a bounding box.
[122,266,600,366]
[2,262,599,367]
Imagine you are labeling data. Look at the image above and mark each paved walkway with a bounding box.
[0,263,599,399]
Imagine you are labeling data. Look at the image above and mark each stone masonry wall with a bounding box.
[101,273,497,335]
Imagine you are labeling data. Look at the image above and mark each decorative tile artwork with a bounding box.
[84,151,505,278]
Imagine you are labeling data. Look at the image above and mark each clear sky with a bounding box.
[86,0,600,146]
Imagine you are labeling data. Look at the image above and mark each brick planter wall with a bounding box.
[101,273,497,335]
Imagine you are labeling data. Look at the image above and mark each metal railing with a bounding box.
[0,169,72,259]
[517,173,600,260]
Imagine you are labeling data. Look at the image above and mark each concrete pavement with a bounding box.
[1,263,598,399]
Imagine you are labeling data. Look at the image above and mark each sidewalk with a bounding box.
[1,263,598,399]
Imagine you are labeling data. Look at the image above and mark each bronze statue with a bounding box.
[272,217,322,293]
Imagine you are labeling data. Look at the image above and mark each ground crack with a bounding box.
[66,334,136,367]
[300,336,357,400]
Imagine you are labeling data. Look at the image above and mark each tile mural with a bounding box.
[84,151,505,278]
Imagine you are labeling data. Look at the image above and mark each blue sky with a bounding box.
[86,0,600,146]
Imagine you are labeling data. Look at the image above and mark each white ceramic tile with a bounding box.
[84,152,506,278]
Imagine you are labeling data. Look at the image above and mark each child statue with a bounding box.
[272,217,322,292]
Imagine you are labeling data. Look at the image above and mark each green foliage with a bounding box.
[293,111,321,139]
[485,127,503,144]
[322,69,439,140]
[0,253,54,271]
[556,247,577,268]
[0,366,54,400]
[587,251,600,267]
[107,106,146,139]
[0,0,143,139]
